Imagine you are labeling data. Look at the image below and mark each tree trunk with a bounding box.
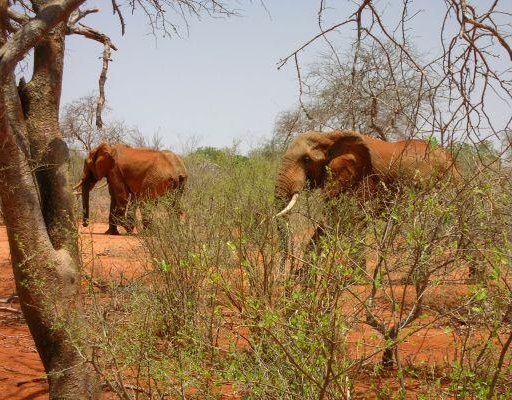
[0,2,99,398]
[0,81,99,397]
[382,329,398,369]
[382,346,394,368]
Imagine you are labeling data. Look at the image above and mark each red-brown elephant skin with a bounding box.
[74,143,187,235]
[274,130,458,217]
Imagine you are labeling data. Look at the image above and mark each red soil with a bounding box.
[0,224,45,400]
[0,223,506,399]
[0,223,143,400]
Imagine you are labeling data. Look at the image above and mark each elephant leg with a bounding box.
[304,206,367,283]
[298,224,327,286]
[306,224,327,255]
[114,194,130,234]
[173,196,186,220]
[106,197,120,235]
[276,217,293,272]
[342,211,368,278]
[163,190,184,220]
[124,195,136,234]
[131,196,151,232]
[106,190,130,235]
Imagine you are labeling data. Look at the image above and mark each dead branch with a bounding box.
[96,41,112,129]
[68,7,99,26]
[7,8,29,31]
[66,11,117,130]
[0,0,86,78]
[66,23,117,51]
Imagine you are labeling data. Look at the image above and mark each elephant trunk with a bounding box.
[82,182,90,227]
[80,177,98,227]
[274,160,306,263]
[274,158,306,217]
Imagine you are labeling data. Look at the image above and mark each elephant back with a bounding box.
[114,146,187,198]
[162,150,187,184]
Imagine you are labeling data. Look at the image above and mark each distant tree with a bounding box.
[61,94,127,151]
[128,127,164,150]
[273,42,434,147]
[191,146,248,165]
[62,95,169,152]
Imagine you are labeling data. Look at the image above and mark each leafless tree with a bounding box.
[278,1,511,147]
[128,127,165,150]
[0,1,237,398]
[62,95,168,153]
[61,94,127,152]
[275,42,433,146]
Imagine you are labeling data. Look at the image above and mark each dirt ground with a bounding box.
[0,223,505,399]
[0,223,144,400]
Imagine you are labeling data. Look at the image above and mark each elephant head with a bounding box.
[73,143,115,226]
[274,131,373,217]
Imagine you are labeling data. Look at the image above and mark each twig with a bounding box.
[111,0,126,35]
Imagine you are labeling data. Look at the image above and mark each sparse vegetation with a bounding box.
[72,142,512,399]
[0,1,510,399]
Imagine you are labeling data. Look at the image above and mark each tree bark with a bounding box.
[0,1,99,398]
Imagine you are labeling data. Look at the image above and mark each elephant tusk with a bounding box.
[72,181,83,191]
[97,181,108,190]
[72,180,107,195]
[274,193,299,218]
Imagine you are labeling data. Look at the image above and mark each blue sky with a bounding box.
[60,1,511,153]
[62,1,324,152]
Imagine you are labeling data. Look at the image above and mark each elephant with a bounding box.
[275,130,457,216]
[273,130,458,274]
[73,143,187,235]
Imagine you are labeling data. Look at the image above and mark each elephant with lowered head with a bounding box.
[274,130,457,217]
[74,143,187,235]
[274,130,458,276]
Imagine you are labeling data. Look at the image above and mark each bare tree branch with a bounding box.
[66,9,117,130]
[96,41,112,129]
[0,0,86,79]
[111,0,125,35]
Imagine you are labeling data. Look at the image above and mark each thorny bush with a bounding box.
[73,145,511,399]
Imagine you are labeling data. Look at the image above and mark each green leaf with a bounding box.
[157,259,171,273]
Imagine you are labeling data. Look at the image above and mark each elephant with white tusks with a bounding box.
[274,130,459,276]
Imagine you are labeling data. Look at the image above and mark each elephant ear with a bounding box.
[324,131,374,190]
[90,143,115,180]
